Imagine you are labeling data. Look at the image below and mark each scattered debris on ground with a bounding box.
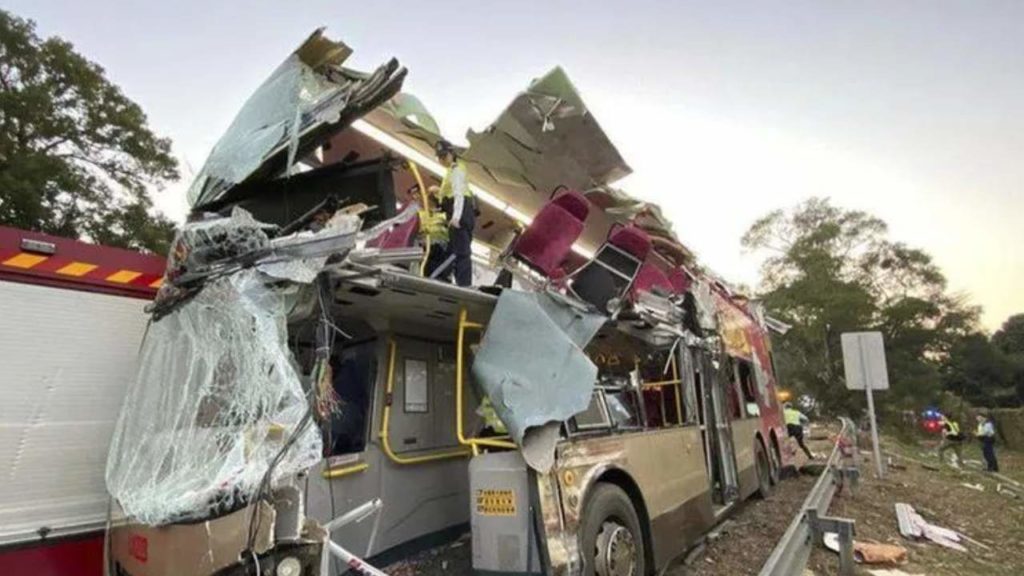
[806,438,1024,576]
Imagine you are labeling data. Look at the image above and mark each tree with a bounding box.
[993,314,1024,356]
[941,333,1016,407]
[0,9,178,253]
[993,314,1024,404]
[743,198,980,414]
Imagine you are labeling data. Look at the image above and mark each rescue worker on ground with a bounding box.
[936,413,964,468]
[783,402,814,460]
[427,139,475,287]
[975,413,999,472]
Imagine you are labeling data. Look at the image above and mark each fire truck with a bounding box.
[0,226,165,576]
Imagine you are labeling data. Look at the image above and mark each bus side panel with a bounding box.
[730,418,761,499]
[552,428,713,571]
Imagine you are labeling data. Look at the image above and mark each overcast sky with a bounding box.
[9,1,1022,330]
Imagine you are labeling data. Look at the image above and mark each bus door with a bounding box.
[695,351,740,507]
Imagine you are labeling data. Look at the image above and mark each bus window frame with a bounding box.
[570,390,612,433]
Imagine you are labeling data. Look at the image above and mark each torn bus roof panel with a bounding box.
[188,28,406,208]
[471,290,605,471]
[464,67,631,195]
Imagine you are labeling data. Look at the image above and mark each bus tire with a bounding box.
[754,439,773,499]
[768,434,782,485]
[580,483,647,576]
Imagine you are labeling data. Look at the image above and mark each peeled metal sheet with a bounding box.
[471,290,605,471]
[464,67,631,196]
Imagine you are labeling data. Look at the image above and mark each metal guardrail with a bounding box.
[758,417,861,576]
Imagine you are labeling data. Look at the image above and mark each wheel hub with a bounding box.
[594,521,637,576]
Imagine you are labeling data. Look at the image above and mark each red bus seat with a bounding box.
[367,212,420,249]
[512,189,590,277]
[668,267,692,295]
[630,262,673,299]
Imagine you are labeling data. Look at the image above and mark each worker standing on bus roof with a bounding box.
[783,402,814,460]
[432,139,475,287]
[937,413,964,468]
[975,414,999,472]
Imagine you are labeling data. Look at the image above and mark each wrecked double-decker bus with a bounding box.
[104,30,790,576]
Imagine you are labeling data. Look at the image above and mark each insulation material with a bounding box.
[106,268,321,525]
[471,290,605,471]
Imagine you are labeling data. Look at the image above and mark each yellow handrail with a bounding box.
[638,355,685,426]
[407,161,432,277]
[457,309,518,451]
[380,339,471,465]
[671,354,683,425]
[322,462,369,479]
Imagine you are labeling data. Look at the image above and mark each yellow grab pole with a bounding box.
[456,308,517,451]
[407,161,432,277]
[672,354,684,426]
[380,339,469,465]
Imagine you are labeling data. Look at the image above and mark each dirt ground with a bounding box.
[381,532,472,576]
[805,436,1024,576]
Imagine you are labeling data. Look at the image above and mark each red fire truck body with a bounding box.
[0,226,164,576]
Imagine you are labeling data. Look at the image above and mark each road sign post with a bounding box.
[841,332,888,478]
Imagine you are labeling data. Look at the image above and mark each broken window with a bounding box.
[328,338,378,455]
[737,359,760,418]
[570,390,611,432]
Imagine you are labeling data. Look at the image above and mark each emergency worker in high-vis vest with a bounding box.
[429,139,476,287]
[783,403,814,460]
[937,414,964,467]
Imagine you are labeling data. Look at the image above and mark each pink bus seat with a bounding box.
[512,189,590,277]
[367,213,420,249]
[630,262,673,299]
[668,267,692,295]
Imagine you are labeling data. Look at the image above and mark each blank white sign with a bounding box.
[841,332,890,390]
[404,358,429,412]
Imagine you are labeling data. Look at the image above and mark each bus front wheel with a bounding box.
[580,483,646,576]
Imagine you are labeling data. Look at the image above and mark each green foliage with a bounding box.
[993,314,1024,355]
[941,333,1017,407]
[993,314,1024,403]
[743,197,987,415]
[0,9,177,253]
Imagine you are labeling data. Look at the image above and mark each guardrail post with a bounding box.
[806,509,856,576]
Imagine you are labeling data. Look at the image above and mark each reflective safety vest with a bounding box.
[477,397,507,435]
[942,418,960,438]
[438,160,472,200]
[784,407,804,426]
